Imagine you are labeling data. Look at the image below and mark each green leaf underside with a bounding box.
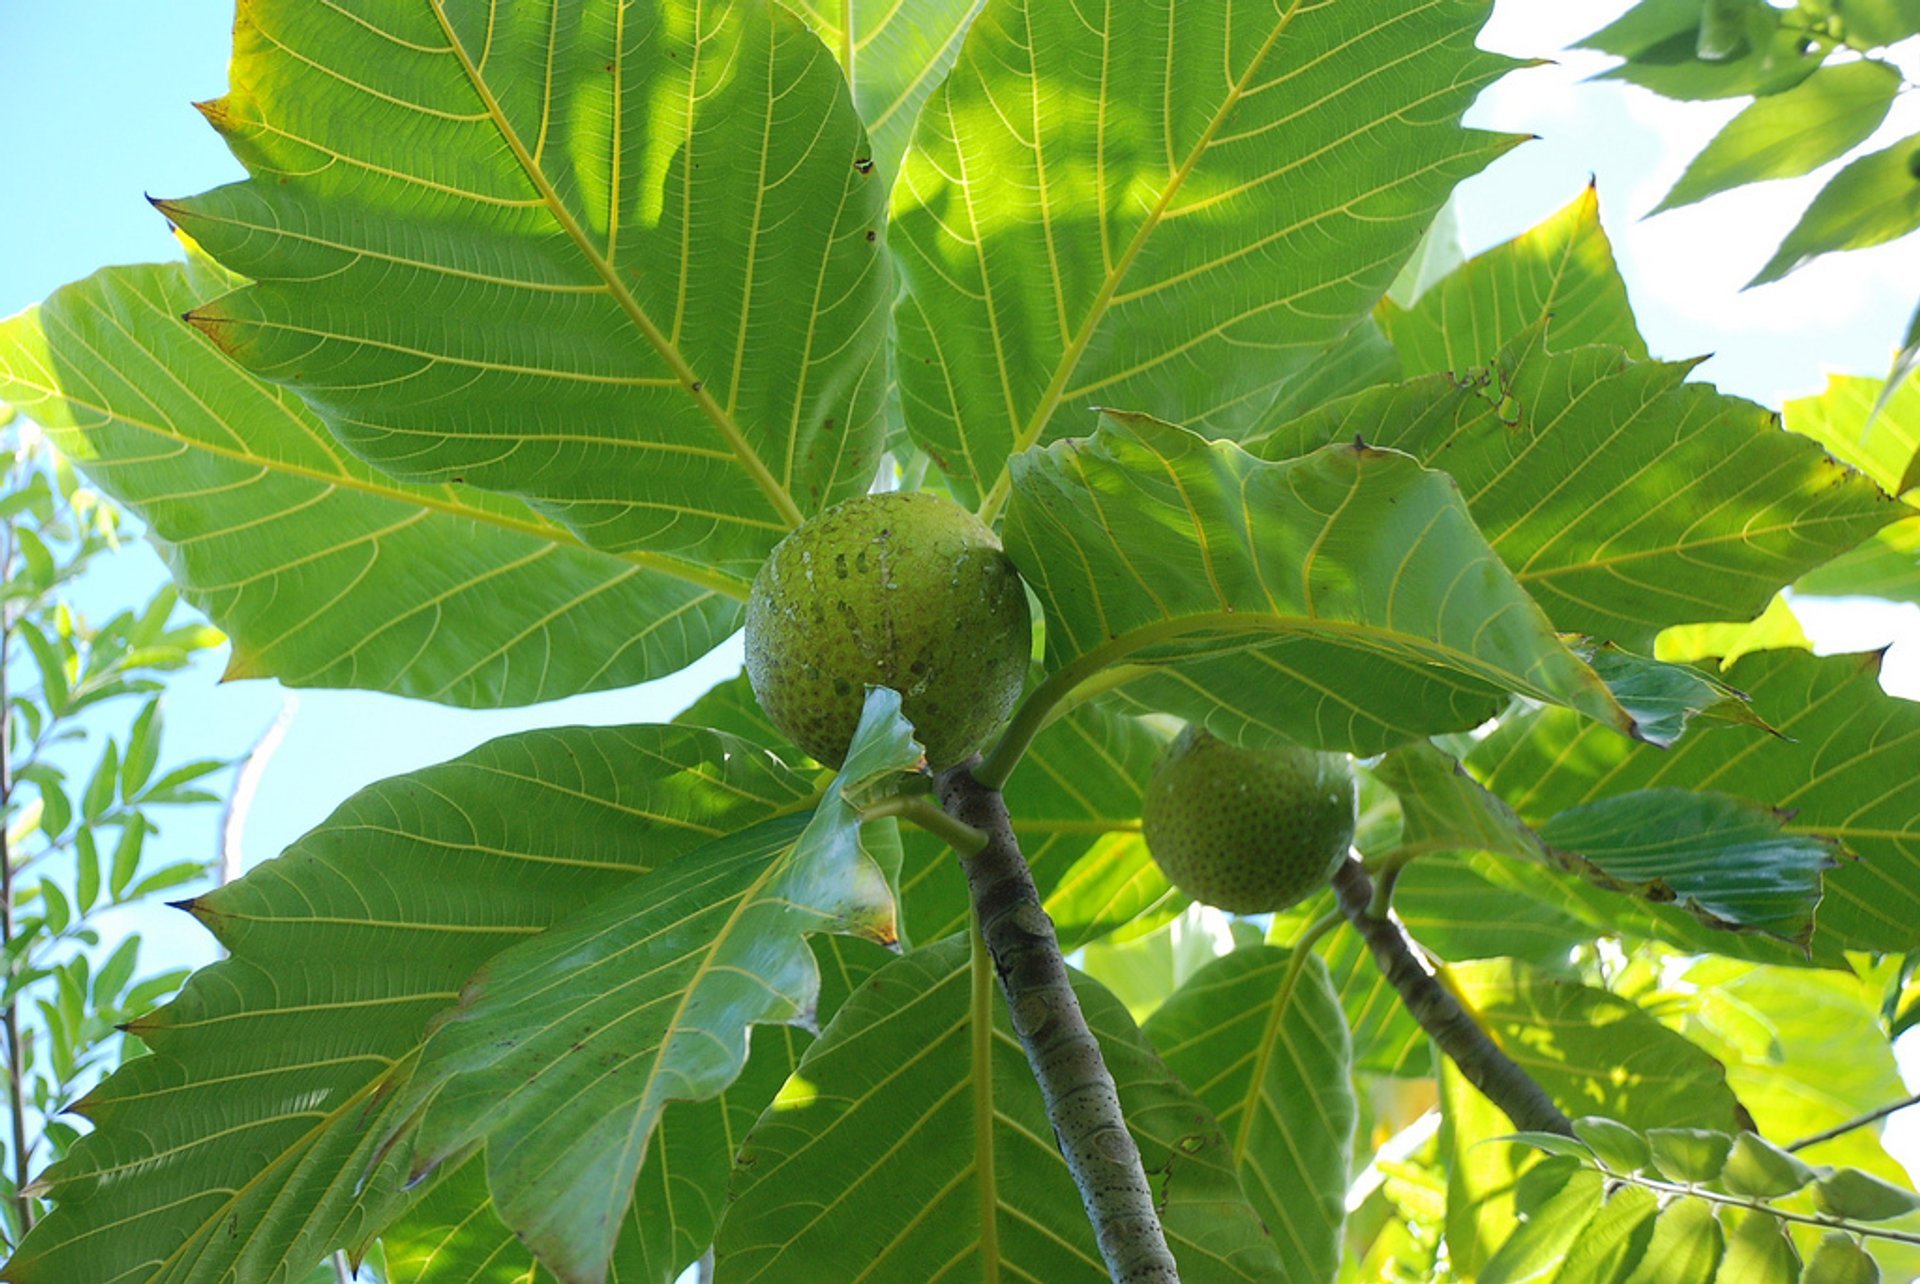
[0,260,745,706]
[398,691,913,1284]
[1376,743,1832,949]
[1390,856,1592,967]
[1249,330,1902,652]
[890,0,1517,508]
[1379,185,1648,375]
[1785,371,1920,500]
[1654,60,1901,214]
[1268,894,1428,1077]
[1581,0,1823,101]
[1750,130,1920,287]
[2,725,817,1284]
[1797,515,1920,605]
[168,0,893,573]
[379,936,891,1284]
[1005,413,1632,756]
[789,0,987,181]
[1143,946,1356,1284]
[1538,789,1840,948]
[902,697,1175,950]
[1472,648,1920,953]
[718,936,1288,1281]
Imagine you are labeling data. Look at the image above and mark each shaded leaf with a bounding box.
[168,0,893,572]
[891,0,1516,507]
[1647,1128,1735,1183]
[719,935,1287,1280]
[1805,1232,1883,1284]
[1144,946,1356,1283]
[1716,1207,1801,1283]
[1581,0,1823,100]
[1006,414,1631,756]
[1719,1131,1819,1198]
[2,723,817,1284]
[1816,1169,1920,1222]
[397,692,914,1284]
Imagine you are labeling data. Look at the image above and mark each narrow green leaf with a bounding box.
[121,699,160,799]
[80,741,117,826]
[892,0,1516,506]
[0,261,746,707]
[1006,414,1632,756]
[399,692,912,1284]
[720,936,1287,1281]
[13,528,54,590]
[1379,186,1647,375]
[122,861,208,901]
[168,0,893,571]
[91,937,139,1011]
[1655,60,1901,213]
[17,622,69,716]
[73,830,99,917]
[1250,331,1899,652]
[1749,131,1920,286]
[4,723,818,1284]
[1144,946,1355,1283]
[39,882,69,938]
[107,817,144,901]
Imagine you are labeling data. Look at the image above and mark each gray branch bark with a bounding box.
[1332,858,1573,1137]
[938,762,1180,1283]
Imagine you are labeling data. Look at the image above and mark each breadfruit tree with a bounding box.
[3,1,1920,1282]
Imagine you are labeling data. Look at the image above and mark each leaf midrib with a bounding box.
[973,0,1310,524]
[427,0,806,534]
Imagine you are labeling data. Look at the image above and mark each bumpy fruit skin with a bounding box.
[745,491,1032,769]
[1142,726,1356,914]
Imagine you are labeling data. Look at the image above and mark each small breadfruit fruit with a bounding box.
[1141,726,1357,913]
[745,491,1032,769]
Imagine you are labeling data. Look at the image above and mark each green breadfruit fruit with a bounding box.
[745,491,1032,769]
[1142,726,1357,914]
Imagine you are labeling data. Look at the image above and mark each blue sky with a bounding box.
[3,0,1919,1174]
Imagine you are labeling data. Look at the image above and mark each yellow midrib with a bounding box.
[973,0,1311,525]
[428,1,806,533]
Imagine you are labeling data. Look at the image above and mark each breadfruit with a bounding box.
[745,491,1031,768]
[1141,726,1356,913]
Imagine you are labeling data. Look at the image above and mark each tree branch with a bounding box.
[1331,858,1573,1137]
[1787,1090,1920,1153]
[0,500,35,1236]
[937,762,1180,1284]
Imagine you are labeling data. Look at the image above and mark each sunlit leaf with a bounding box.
[719,935,1286,1281]
[1656,594,1809,668]
[0,260,746,706]
[1653,61,1901,213]
[1796,516,1920,604]
[1786,371,1920,499]
[1749,131,1920,287]
[1144,946,1355,1283]
[166,0,893,572]
[892,0,1516,508]
[1006,413,1633,756]
[1250,330,1900,651]
[1379,185,1647,374]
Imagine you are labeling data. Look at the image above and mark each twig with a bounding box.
[1787,1091,1920,1153]
[1332,859,1572,1137]
[0,490,35,1235]
[937,762,1180,1283]
[218,695,298,887]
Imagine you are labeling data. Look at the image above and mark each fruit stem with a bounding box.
[938,762,1182,1284]
[1331,858,1573,1137]
[862,794,989,856]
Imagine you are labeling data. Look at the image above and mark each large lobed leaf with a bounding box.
[166,0,893,573]
[394,691,916,1284]
[1472,648,1920,953]
[719,936,1288,1281]
[0,260,744,706]
[1143,947,1356,1284]
[1251,329,1902,652]
[3,724,819,1284]
[890,0,1517,510]
[1005,411,1635,755]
